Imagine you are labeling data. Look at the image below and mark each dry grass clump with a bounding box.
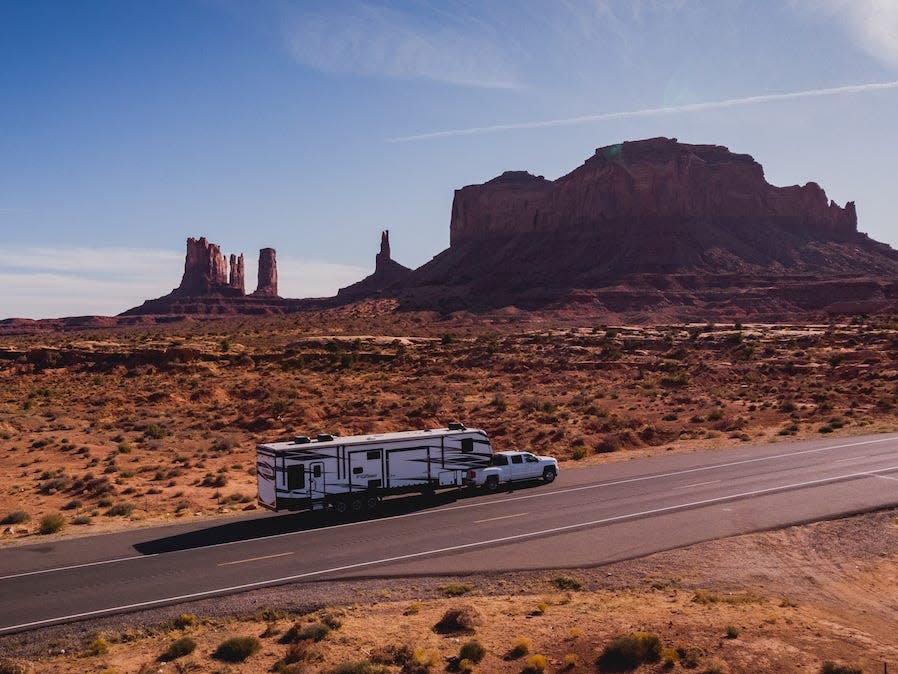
[212,635,261,662]
[433,605,483,634]
[597,632,662,672]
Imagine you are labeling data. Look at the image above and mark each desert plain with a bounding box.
[2,306,898,673]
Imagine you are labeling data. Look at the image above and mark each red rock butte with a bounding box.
[117,137,898,321]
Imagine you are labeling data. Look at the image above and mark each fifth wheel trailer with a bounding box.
[256,424,493,514]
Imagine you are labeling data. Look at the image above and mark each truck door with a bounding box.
[510,454,525,480]
[308,461,326,501]
[523,453,542,479]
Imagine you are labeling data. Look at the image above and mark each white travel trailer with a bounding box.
[256,424,493,514]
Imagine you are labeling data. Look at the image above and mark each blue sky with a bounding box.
[2,0,897,318]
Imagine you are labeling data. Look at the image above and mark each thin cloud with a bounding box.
[807,0,898,67]
[391,79,898,142]
[282,2,521,90]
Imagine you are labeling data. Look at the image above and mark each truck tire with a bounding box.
[484,476,499,492]
[542,467,557,483]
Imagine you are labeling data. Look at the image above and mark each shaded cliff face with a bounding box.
[450,137,857,248]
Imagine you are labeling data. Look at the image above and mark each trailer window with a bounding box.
[366,450,381,460]
[287,465,305,491]
[461,438,474,452]
[312,465,322,478]
[353,466,364,475]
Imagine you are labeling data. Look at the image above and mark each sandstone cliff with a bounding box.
[337,230,413,300]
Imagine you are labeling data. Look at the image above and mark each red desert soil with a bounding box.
[2,308,898,540]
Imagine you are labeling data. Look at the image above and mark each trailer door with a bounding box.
[308,461,326,501]
[349,448,384,490]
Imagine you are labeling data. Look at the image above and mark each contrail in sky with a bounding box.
[391,80,898,142]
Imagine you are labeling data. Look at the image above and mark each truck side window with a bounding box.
[461,438,474,452]
[492,455,508,466]
[511,455,523,464]
[287,465,305,491]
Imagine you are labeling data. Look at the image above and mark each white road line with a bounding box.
[3,463,897,634]
[0,555,153,581]
[675,480,721,489]
[870,473,898,482]
[3,434,898,581]
[474,512,528,524]
[835,455,867,462]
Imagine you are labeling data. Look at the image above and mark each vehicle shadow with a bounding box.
[132,486,515,555]
[134,480,547,555]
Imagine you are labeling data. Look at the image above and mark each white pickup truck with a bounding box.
[464,451,558,491]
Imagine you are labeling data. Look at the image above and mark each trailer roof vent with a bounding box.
[447,422,466,431]
[294,436,311,444]
[316,433,334,442]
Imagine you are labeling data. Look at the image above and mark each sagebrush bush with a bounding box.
[440,583,473,597]
[325,661,389,674]
[160,636,196,661]
[38,513,65,534]
[281,621,330,644]
[1,511,30,525]
[173,613,196,629]
[434,605,482,633]
[522,654,548,673]
[105,502,135,517]
[819,663,863,674]
[508,637,531,658]
[551,575,583,591]
[459,640,486,664]
[597,632,662,672]
[213,636,260,662]
[86,635,109,656]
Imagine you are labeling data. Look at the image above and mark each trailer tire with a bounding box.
[484,476,499,492]
[350,496,364,513]
[364,494,380,512]
[333,499,349,515]
[542,467,557,483]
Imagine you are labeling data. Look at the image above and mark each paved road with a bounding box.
[2,432,898,634]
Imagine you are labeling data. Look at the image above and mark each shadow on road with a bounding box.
[133,487,494,555]
[134,481,546,555]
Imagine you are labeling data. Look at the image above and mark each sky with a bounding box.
[2,0,897,319]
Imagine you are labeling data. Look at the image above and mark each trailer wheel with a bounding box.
[542,467,557,483]
[364,494,380,512]
[484,476,499,492]
[333,499,349,515]
[350,496,364,513]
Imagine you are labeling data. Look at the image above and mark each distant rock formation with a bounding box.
[337,230,413,300]
[253,248,279,297]
[175,237,242,297]
[228,253,245,293]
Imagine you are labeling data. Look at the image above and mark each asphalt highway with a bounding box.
[2,432,898,634]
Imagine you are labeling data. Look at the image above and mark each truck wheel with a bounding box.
[484,476,499,492]
[542,467,557,483]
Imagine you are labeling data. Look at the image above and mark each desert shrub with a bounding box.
[571,445,588,460]
[724,625,739,639]
[160,636,196,661]
[508,637,531,658]
[38,513,65,535]
[142,424,168,439]
[459,640,486,664]
[434,605,482,634]
[85,634,109,656]
[440,583,473,597]
[325,661,389,674]
[105,502,135,517]
[562,653,580,670]
[212,636,260,662]
[319,610,343,630]
[595,434,622,453]
[457,658,475,673]
[819,663,863,674]
[72,515,91,525]
[281,622,330,643]
[370,644,413,666]
[597,632,662,672]
[551,575,582,591]
[173,613,196,628]
[522,654,548,673]
[1,511,30,525]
